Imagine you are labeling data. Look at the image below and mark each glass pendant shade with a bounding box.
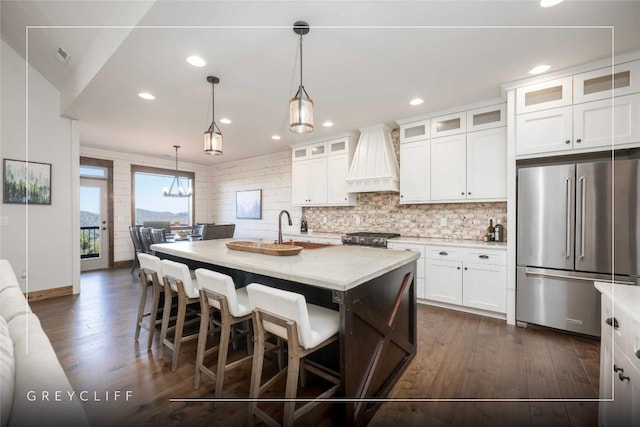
[289,86,314,133]
[204,76,223,155]
[204,121,223,156]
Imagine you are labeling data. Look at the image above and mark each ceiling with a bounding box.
[2,0,639,165]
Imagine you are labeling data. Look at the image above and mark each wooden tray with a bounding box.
[226,241,303,256]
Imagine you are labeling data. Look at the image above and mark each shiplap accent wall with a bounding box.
[209,150,301,241]
[79,146,211,263]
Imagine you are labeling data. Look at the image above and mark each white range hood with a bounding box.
[346,123,399,193]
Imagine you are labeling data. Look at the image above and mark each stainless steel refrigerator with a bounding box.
[516,158,640,337]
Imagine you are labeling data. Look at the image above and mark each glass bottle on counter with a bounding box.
[494,219,504,242]
[486,219,495,242]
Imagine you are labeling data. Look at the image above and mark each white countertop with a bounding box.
[595,281,640,324]
[284,231,507,249]
[151,238,419,292]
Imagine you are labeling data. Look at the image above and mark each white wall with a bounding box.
[80,146,211,263]
[210,150,300,241]
[0,39,79,293]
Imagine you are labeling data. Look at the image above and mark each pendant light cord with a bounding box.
[299,33,303,90]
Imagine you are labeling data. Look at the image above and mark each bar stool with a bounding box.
[246,283,340,427]
[159,259,201,372]
[135,253,165,350]
[193,269,254,400]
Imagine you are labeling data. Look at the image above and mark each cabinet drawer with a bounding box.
[426,247,462,261]
[463,249,506,265]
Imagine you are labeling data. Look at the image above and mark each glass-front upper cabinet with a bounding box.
[431,112,466,138]
[516,76,573,114]
[291,142,327,162]
[466,104,506,132]
[399,119,430,143]
[573,60,640,104]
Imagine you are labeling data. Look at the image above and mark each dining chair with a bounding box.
[129,226,144,274]
[136,253,165,350]
[193,269,254,401]
[246,283,340,427]
[139,227,153,254]
[159,259,201,372]
[150,228,166,244]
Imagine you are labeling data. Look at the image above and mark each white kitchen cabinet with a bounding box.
[399,139,430,203]
[597,284,640,427]
[466,127,507,200]
[430,134,466,201]
[426,258,463,305]
[573,93,640,150]
[431,111,466,138]
[516,106,573,156]
[466,104,506,132]
[399,119,430,143]
[425,246,507,314]
[516,76,573,114]
[573,60,640,104]
[291,132,358,207]
[291,157,327,206]
[327,153,356,205]
[388,242,426,299]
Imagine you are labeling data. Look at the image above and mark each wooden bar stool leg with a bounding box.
[171,286,187,372]
[158,281,173,360]
[283,353,301,427]
[248,312,266,427]
[193,297,210,390]
[135,280,149,342]
[214,319,232,405]
[147,282,161,350]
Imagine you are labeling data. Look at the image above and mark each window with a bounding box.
[131,165,195,227]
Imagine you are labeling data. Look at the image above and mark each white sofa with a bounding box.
[0,260,88,427]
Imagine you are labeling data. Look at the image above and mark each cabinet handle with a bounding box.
[636,349,640,360]
[400,195,404,198]
[439,251,448,256]
[605,317,619,329]
[576,138,582,143]
[565,140,571,144]
[464,267,468,270]
[619,372,630,382]
[479,255,489,259]
[457,266,461,270]
[614,364,624,373]
[461,192,465,195]
[468,192,471,195]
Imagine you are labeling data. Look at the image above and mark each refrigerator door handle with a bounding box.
[579,176,586,260]
[524,267,636,285]
[565,177,572,259]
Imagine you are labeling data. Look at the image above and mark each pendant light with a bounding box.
[289,21,314,134]
[163,145,192,197]
[204,76,223,155]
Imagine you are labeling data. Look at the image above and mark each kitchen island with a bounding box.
[151,238,419,426]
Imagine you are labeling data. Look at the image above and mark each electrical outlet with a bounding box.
[440,217,447,226]
[323,217,327,224]
[354,214,361,225]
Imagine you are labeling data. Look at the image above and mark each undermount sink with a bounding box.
[282,240,334,249]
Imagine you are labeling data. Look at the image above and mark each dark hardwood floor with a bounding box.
[29,267,600,426]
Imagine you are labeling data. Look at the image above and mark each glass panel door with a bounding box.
[80,178,109,271]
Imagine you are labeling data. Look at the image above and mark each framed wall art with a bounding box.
[235,189,262,219]
[3,159,51,205]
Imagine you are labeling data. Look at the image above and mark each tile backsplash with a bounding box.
[302,127,508,241]
[303,195,507,241]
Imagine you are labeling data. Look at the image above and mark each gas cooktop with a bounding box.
[341,232,400,248]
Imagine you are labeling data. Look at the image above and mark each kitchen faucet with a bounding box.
[277,210,292,244]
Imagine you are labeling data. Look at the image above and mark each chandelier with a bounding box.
[163,145,192,197]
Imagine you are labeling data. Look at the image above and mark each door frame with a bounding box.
[80,157,114,268]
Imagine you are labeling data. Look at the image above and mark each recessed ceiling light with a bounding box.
[220,118,232,124]
[409,98,424,106]
[540,0,564,7]
[271,135,281,140]
[322,121,334,127]
[529,64,551,75]
[186,55,206,67]
[138,92,155,100]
